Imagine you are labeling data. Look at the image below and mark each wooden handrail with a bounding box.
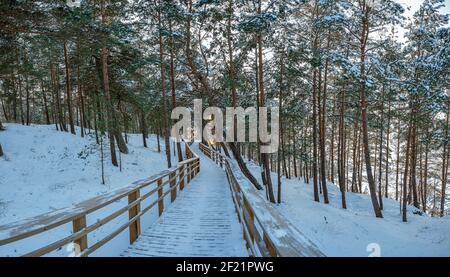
[0,142,200,257]
[199,143,325,257]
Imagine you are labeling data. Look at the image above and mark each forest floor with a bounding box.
[0,123,169,225]
[246,161,450,256]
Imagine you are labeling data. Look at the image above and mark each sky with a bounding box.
[395,0,450,41]
[397,0,450,18]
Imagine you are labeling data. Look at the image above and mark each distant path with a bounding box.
[122,144,248,257]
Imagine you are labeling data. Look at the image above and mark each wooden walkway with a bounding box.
[121,145,248,257]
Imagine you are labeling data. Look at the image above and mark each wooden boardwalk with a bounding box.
[121,146,248,257]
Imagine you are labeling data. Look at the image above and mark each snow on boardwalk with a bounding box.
[122,145,248,257]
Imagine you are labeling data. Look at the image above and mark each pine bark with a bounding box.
[63,40,76,134]
[76,39,86,137]
[158,0,171,168]
[168,19,183,162]
[320,36,330,204]
[359,3,382,218]
[312,31,320,202]
[101,0,118,167]
[257,0,275,203]
[440,110,449,217]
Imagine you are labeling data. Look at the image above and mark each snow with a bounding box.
[0,123,168,225]
[1,124,449,257]
[245,160,450,257]
[0,123,189,256]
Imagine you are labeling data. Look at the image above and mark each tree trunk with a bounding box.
[101,0,118,167]
[50,63,66,132]
[410,114,419,209]
[378,86,385,209]
[76,39,86,137]
[41,80,51,124]
[17,73,25,125]
[423,128,429,213]
[168,19,183,163]
[320,34,331,203]
[395,120,401,200]
[0,119,3,156]
[141,111,148,148]
[329,93,337,183]
[402,122,413,222]
[158,1,172,168]
[312,34,320,203]
[351,120,359,192]
[63,40,76,135]
[440,110,449,217]
[228,142,263,190]
[385,99,391,198]
[277,51,284,203]
[25,68,30,126]
[257,0,275,203]
[360,5,382,218]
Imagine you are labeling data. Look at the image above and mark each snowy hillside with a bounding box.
[0,123,449,257]
[246,161,450,257]
[0,123,168,225]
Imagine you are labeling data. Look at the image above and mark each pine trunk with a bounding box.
[63,40,76,135]
[158,2,172,168]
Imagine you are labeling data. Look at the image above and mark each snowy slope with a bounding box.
[1,124,449,257]
[0,123,169,225]
[246,161,450,257]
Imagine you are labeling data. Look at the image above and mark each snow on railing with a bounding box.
[0,142,200,257]
[199,143,325,257]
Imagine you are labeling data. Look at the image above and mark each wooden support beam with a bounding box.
[128,190,141,244]
[157,178,164,216]
[72,215,87,255]
[179,164,185,190]
[170,172,177,202]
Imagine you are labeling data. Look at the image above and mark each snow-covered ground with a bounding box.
[1,124,449,257]
[0,123,168,225]
[246,161,450,257]
[0,123,182,256]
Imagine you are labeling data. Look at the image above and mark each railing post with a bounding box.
[157,178,164,216]
[128,190,141,244]
[179,164,185,190]
[72,215,87,255]
[243,198,255,244]
[170,171,177,202]
[263,233,277,257]
[187,162,192,183]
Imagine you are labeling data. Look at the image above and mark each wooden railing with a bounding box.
[0,142,200,257]
[199,143,325,257]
